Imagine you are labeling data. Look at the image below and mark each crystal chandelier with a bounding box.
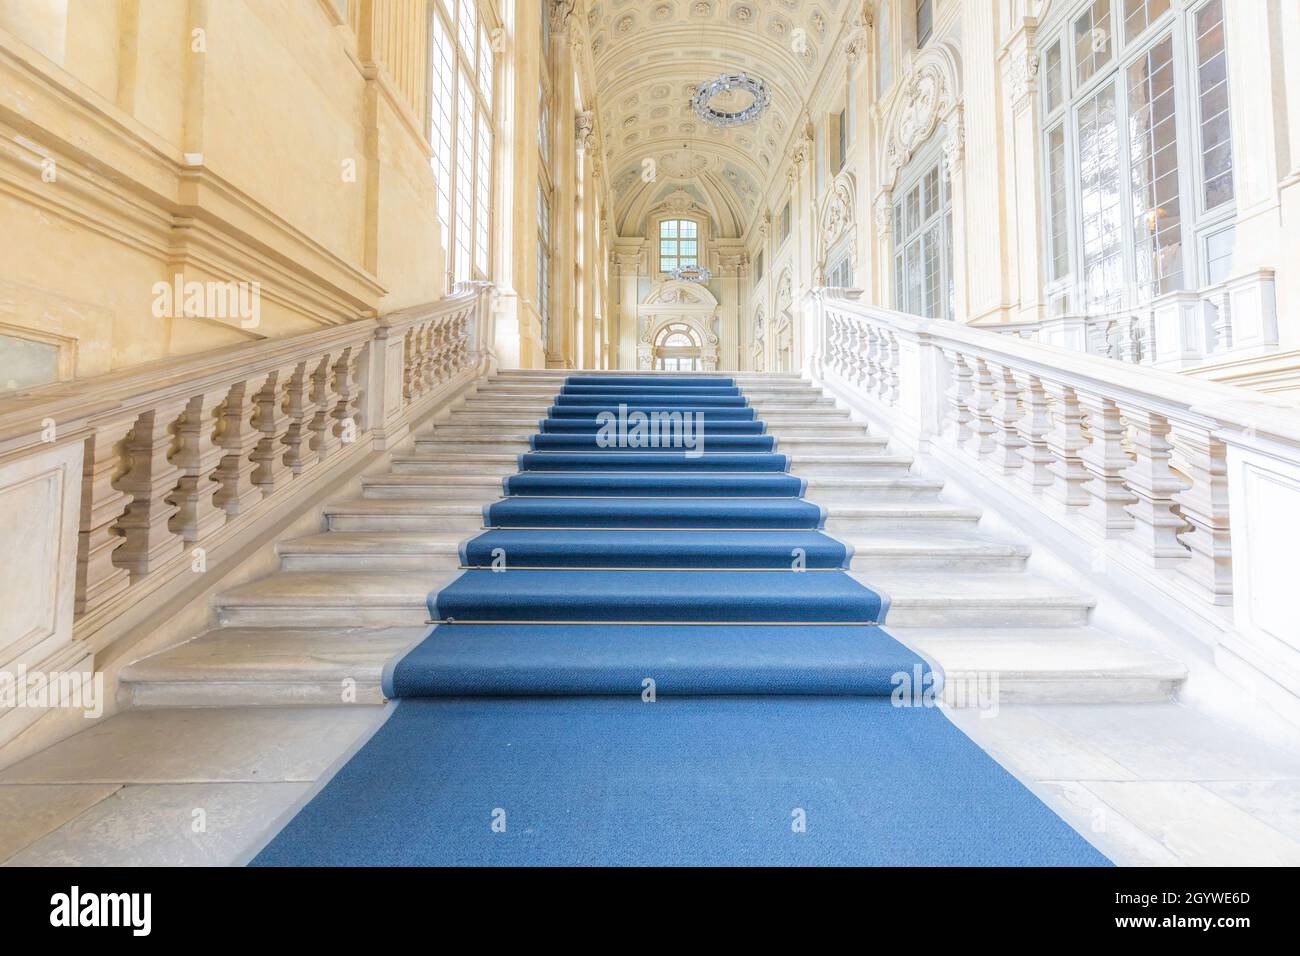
[691,73,771,128]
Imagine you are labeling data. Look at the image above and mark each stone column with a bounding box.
[716,252,745,372]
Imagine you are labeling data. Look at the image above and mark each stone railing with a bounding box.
[0,285,493,697]
[806,290,1300,711]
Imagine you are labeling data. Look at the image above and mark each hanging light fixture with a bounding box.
[691,73,771,128]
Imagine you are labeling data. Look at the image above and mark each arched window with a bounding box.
[659,220,699,274]
[653,322,702,371]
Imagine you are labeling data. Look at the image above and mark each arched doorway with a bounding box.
[653,322,703,371]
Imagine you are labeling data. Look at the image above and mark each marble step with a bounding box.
[361,474,504,500]
[855,571,1096,627]
[413,435,532,454]
[120,627,422,707]
[491,370,808,383]
[804,475,942,502]
[277,532,467,571]
[389,453,521,476]
[773,434,889,455]
[823,501,982,532]
[890,626,1186,704]
[480,382,819,399]
[787,453,915,477]
[214,571,457,627]
[842,533,1029,572]
[324,499,485,532]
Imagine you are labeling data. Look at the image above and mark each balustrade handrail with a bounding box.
[819,295,1300,445]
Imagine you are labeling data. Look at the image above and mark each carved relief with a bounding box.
[880,44,962,190]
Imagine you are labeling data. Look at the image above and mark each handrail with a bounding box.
[807,291,1300,628]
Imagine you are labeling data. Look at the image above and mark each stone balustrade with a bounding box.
[808,290,1300,711]
[0,286,494,715]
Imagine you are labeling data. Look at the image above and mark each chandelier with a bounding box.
[671,264,712,283]
[691,73,771,128]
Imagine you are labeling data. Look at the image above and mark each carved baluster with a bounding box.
[114,403,186,577]
[1077,393,1136,537]
[884,332,900,406]
[214,376,269,516]
[168,390,226,543]
[990,364,1025,474]
[75,417,136,614]
[282,361,315,475]
[309,354,342,463]
[402,329,418,403]
[1121,407,1191,563]
[1172,423,1232,604]
[1015,373,1055,492]
[1044,383,1092,511]
[332,346,363,446]
[943,350,973,449]
[252,368,294,496]
[969,359,997,459]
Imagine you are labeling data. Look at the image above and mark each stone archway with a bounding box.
[637,280,720,371]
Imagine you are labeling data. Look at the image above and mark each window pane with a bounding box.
[475,112,492,274]
[478,23,493,102]
[1076,81,1124,309]
[429,14,455,233]
[1196,0,1234,210]
[455,67,475,281]
[1123,0,1170,43]
[660,220,677,238]
[1204,225,1235,285]
[458,0,476,55]
[1129,35,1182,298]
[1044,41,1063,113]
[1074,0,1113,86]
[681,220,697,238]
[1046,124,1070,281]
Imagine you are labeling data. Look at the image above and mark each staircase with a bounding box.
[121,370,1186,708]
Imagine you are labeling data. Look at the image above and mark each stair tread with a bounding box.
[856,571,1096,606]
[891,627,1186,677]
[218,571,456,606]
[279,532,467,555]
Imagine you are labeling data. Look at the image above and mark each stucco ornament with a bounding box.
[883,59,956,186]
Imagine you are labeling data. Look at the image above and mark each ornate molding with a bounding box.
[872,189,893,237]
[576,110,597,152]
[942,109,965,180]
[1008,50,1041,104]
[819,172,857,267]
[549,0,576,33]
[880,43,962,190]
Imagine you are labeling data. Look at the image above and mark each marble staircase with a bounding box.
[119,369,1186,709]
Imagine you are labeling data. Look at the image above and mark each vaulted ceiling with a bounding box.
[586,0,855,237]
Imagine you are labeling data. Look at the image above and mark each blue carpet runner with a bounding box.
[252,374,1109,866]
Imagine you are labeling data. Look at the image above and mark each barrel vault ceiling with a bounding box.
[586,0,856,237]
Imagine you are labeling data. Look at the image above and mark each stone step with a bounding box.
[389,453,521,476]
[889,626,1186,704]
[324,499,485,532]
[361,474,504,500]
[856,571,1096,628]
[786,453,915,477]
[413,435,532,454]
[774,434,889,455]
[842,533,1029,572]
[214,571,457,627]
[804,475,942,502]
[277,532,467,571]
[120,627,423,707]
[823,501,982,532]
[480,382,820,399]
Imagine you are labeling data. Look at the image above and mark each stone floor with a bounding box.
[3,699,1300,866]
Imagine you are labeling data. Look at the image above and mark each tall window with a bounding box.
[659,220,698,274]
[1040,0,1235,313]
[893,151,953,320]
[427,0,496,284]
[916,0,934,48]
[779,202,791,243]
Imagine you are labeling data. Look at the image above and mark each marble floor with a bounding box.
[3,699,1300,866]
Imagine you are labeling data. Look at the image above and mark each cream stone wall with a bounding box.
[0,0,453,387]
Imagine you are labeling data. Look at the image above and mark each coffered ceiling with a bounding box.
[585,0,855,237]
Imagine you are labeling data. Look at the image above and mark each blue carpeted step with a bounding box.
[486,497,824,529]
[461,529,849,568]
[530,433,775,452]
[503,472,800,497]
[562,384,741,396]
[385,623,925,697]
[430,569,885,623]
[553,393,749,407]
[541,418,767,434]
[519,452,789,472]
[548,405,757,420]
[567,376,734,387]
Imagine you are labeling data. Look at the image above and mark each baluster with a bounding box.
[1172,423,1232,604]
[990,364,1025,474]
[75,417,136,614]
[214,376,269,516]
[943,350,973,449]
[332,346,363,445]
[309,353,342,463]
[1077,393,1136,537]
[1121,407,1191,563]
[114,403,187,577]
[168,390,226,543]
[1014,373,1055,493]
[402,329,418,403]
[1044,383,1092,511]
[884,332,900,406]
[252,368,294,495]
[282,361,315,475]
[969,359,997,459]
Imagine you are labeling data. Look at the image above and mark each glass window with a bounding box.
[1073,0,1114,86]
[1046,124,1070,281]
[475,112,492,274]
[1077,81,1124,310]
[455,67,475,282]
[1195,0,1233,210]
[1043,41,1064,113]
[779,203,791,242]
[1123,0,1171,43]
[916,0,933,48]
[659,219,699,273]
[1128,35,1183,298]
[892,153,952,319]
